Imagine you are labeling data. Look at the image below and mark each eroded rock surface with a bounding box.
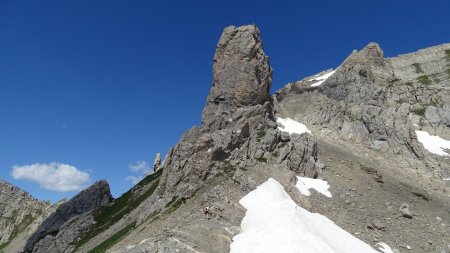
[0,180,52,251]
[24,180,112,253]
[202,24,273,131]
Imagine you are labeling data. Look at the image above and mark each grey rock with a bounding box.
[399,203,413,219]
[25,180,112,252]
[0,180,53,252]
[153,152,161,171]
[202,25,272,131]
[370,219,386,231]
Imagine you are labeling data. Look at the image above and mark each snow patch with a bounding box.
[376,243,394,253]
[310,70,336,87]
[443,178,450,181]
[277,117,312,135]
[230,178,386,253]
[295,176,332,197]
[415,130,450,156]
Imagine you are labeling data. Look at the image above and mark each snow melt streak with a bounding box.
[310,70,336,87]
[415,130,450,156]
[295,176,332,197]
[277,117,311,135]
[230,178,382,253]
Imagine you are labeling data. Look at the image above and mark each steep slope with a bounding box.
[109,27,449,253]
[24,180,112,253]
[0,180,55,252]
[0,180,113,253]
[73,24,322,253]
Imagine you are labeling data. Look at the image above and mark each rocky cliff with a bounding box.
[24,180,112,253]
[0,180,53,252]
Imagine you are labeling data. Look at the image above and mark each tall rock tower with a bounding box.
[202,25,273,131]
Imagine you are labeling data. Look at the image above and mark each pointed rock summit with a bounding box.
[202,24,273,131]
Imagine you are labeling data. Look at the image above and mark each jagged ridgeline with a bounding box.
[0,25,449,253]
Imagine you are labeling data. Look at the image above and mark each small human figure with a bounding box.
[203,205,210,219]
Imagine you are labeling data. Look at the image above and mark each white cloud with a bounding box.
[125,175,143,185]
[129,161,151,174]
[126,161,152,185]
[11,162,90,192]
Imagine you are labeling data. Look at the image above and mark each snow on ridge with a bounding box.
[230,178,387,253]
[277,117,312,135]
[415,130,450,156]
[309,70,336,87]
[295,176,332,197]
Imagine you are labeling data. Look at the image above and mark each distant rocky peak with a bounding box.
[202,24,273,131]
[24,180,112,252]
[359,42,384,61]
[320,42,395,102]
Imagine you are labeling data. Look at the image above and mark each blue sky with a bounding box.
[1,0,449,202]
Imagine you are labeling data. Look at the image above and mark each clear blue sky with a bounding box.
[1,0,449,202]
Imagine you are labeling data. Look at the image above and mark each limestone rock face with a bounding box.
[202,25,273,131]
[275,42,450,178]
[24,180,112,252]
[134,24,321,228]
[0,181,50,249]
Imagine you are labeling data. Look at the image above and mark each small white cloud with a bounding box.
[125,175,143,185]
[126,161,152,185]
[11,162,90,192]
[129,161,151,174]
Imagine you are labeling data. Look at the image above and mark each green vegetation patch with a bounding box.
[417,75,432,86]
[256,130,266,142]
[447,68,450,78]
[11,214,34,239]
[445,49,450,60]
[165,197,186,214]
[88,222,136,253]
[412,63,423,73]
[73,169,162,251]
[222,160,236,175]
[271,151,280,157]
[411,107,427,116]
[256,156,267,163]
[0,242,10,252]
[278,142,287,148]
[0,213,37,252]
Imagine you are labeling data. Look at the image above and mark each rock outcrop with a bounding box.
[275,42,450,178]
[153,153,161,171]
[0,181,51,251]
[110,26,323,253]
[202,25,273,131]
[24,180,112,252]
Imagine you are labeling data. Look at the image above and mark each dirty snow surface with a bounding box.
[310,70,336,87]
[295,176,332,197]
[230,178,383,253]
[415,130,450,156]
[277,117,312,135]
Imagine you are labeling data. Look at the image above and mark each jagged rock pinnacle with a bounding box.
[202,24,273,131]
